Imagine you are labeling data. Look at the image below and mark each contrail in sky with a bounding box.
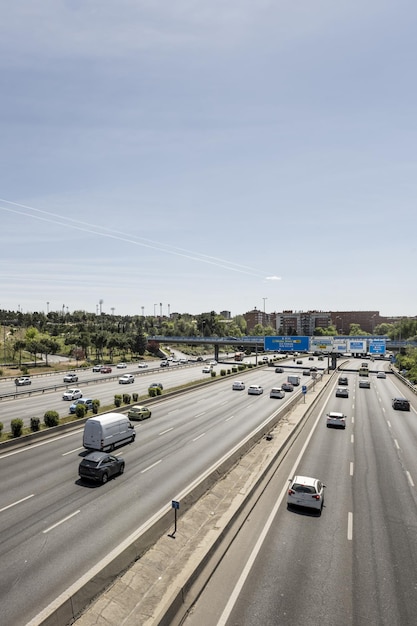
[0,198,281,281]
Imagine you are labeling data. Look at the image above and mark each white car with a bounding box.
[179,358,188,365]
[326,411,346,429]
[377,371,386,378]
[232,381,245,390]
[117,362,127,369]
[262,356,269,362]
[119,374,135,384]
[270,387,285,399]
[202,366,212,373]
[248,385,263,395]
[63,373,78,383]
[137,363,148,369]
[208,360,217,366]
[287,475,325,512]
[62,388,83,401]
[359,379,371,388]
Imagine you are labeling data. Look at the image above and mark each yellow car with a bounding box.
[127,405,152,420]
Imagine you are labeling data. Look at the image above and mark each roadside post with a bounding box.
[302,385,307,403]
[168,500,180,538]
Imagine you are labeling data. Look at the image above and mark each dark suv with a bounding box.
[338,377,348,386]
[392,397,410,411]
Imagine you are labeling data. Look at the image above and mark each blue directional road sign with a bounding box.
[264,336,309,352]
[302,385,307,394]
[369,338,386,355]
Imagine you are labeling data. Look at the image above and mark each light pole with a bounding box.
[335,316,343,334]
[263,298,268,326]
[371,314,377,334]
[154,303,158,317]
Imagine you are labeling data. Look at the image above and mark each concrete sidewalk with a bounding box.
[72,375,329,626]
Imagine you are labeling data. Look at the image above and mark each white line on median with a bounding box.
[406,471,415,487]
[43,510,80,534]
[225,415,234,422]
[347,512,353,540]
[62,447,84,456]
[159,428,174,436]
[0,494,34,513]
[141,460,162,473]
[350,462,354,476]
[193,433,206,442]
[394,439,400,449]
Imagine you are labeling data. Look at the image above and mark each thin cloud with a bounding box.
[0,198,281,280]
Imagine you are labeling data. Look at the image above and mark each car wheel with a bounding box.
[119,463,125,475]
[101,472,109,484]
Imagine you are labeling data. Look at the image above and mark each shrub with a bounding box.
[92,399,100,414]
[30,417,41,432]
[132,393,138,402]
[220,369,227,376]
[0,369,3,377]
[0,421,3,436]
[75,404,86,418]
[148,387,162,397]
[11,418,24,438]
[210,370,217,377]
[114,394,122,407]
[123,393,131,404]
[44,411,59,427]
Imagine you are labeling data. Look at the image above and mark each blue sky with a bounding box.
[1,1,416,318]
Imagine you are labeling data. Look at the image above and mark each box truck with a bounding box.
[287,374,300,386]
[83,413,136,451]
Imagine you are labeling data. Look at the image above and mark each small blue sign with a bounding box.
[302,385,307,394]
[172,500,180,509]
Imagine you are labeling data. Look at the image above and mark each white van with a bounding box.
[83,413,136,451]
[287,374,300,386]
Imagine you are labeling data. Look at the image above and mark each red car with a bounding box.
[100,366,112,373]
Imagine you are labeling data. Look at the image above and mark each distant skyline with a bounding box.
[1,2,416,317]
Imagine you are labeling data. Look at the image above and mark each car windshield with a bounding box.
[293,484,316,494]
[82,459,100,468]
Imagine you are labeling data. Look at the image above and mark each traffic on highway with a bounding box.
[1,354,416,625]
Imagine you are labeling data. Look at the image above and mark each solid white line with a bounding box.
[394,439,400,450]
[217,407,324,626]
[347,512,353,540]
[406,471,414,487]
[159,427,174,436]
[62,447,84,456]
[193,433,206,442]
[350,462,354,476]
[195,412,206,418]
[0,494,34,513]
[225,415,234,422]
[0,429,84,459]
[141,460,162,474]
[43,510,80,534]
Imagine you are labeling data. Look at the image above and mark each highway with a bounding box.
[182,363,417,626]
[0,357,220,432]
[1,355,310,625]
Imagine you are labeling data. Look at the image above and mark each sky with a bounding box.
[1,1,416,318]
